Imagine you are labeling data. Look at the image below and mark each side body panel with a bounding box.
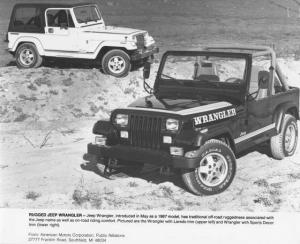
[7,4,149,59]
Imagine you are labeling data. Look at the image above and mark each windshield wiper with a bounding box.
[161,74,185,86]
[161,74,175,79]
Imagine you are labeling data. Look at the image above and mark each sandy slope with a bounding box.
[0,59,299,211]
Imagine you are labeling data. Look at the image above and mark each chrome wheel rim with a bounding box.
[20,49,35,66]
[108,56,126,74]
[285,124,296,153]
[198,153,228,187]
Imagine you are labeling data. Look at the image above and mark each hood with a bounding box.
[127,95,234,116]
[110,95,239,128]
[123,95,237,127]
[83,25,145,36]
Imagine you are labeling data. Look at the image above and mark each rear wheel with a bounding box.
[15,43,43,69]
[181,139,236,195]
[270,114,298,159]
[101,49,131,78]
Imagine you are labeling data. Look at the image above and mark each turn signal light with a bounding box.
[94,135,106,146]
[120,131,129,139]
[163,136,172,144]
[170,147,184,156]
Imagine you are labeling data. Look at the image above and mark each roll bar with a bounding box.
[203,45,289,92]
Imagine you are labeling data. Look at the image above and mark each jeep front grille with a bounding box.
[129,115,162,149]
[136,34,145,49]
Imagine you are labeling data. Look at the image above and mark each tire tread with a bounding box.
[270,114,297,160]
[181,139,236,196]
[15,43,43,69]
[101,49,131,77]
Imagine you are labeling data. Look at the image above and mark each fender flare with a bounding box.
[201,127,235,150]
[12,37,45,55]
[92,120,118,145]
[93,120,115,136]
[273,102,299,133]
[93,41,134,59]
[175,127,235,154]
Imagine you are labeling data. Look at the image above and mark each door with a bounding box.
[244,62,275,143]
[42,9,78,52]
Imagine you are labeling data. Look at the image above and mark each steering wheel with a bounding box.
[248,90,259,100]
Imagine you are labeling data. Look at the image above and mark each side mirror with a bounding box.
[143,62,151,79]
[143,62,153,94]
[258,71,269,89]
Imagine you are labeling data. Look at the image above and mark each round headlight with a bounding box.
[166,118,179,131]
[115,114,128,127]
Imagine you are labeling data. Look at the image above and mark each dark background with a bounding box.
[1,0,300,66]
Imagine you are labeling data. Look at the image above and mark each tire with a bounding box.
[101,49,131,78]
[181,139,236,195]
[270,114,298,160]
[15,43,43,69]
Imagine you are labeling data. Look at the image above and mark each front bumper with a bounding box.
[87,143,200,169]
[131,46,159,61]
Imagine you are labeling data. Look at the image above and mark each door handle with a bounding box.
[48,28,54,33]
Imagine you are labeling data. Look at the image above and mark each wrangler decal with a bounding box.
[193,108,237,126]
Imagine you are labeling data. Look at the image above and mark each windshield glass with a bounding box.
[73,5,101,24]
[160,54,246,87]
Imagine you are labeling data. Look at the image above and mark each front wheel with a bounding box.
[270,114,298,159]
[181,139,236,195]
[15,43,43,69]
[101,49,131,78]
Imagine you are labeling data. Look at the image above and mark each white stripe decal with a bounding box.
[122,102,232,116]
[178,102,232,115]
[234,123,276,144]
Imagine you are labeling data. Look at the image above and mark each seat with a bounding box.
[257,70,269,100]
[47,14,55,26]
[194,61,220,81]
[14,20,24,26]
[58,11,68,27]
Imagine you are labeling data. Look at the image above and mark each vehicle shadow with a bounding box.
[5,58,99,69]
[236,141,273,159]
[6,58,143,72]
[81,143,272,189]
[81,143,273,190]
[6,61,16,67]
[44,58,100,70]
[81,153,186,189]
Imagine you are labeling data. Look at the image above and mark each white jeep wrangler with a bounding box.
[6,3,158,77]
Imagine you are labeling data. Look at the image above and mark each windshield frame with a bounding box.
[154,51,252,103]
[73,4,102,26]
